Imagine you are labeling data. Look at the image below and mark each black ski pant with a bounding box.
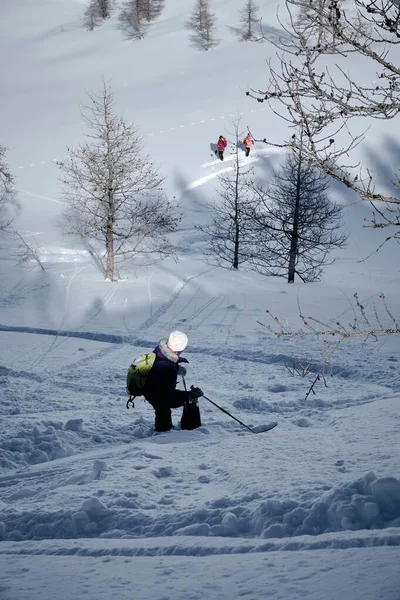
[244,147,250,157]
[218,150,224,161]
[146,391,187,432]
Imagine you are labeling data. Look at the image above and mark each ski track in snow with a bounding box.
[0,327,397,413]
[73,269,216,371]
[15,147,273,211]
[1,288,400,398]
[0,530,399,557]
[15,108,268,170]
[1,268,397,429]
[14,187,64,205]
[10,267,217,379]
[30,265,91,369]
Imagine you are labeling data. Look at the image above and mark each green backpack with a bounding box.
[126,352,156,401]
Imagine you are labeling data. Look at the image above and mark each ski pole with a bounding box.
[187,385,276,434]
[201,391,256,434]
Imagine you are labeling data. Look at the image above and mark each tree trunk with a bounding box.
[99,0,109,19]
[233,147,240,269]
[288,150,302,283]
[105,229,114,280]
[233,220,240,268]
[106,188,115,280]
[143,0,151,21]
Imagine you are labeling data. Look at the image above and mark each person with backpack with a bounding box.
[141,331,203,432]
[216,135,227,161]
[243,133,253,157]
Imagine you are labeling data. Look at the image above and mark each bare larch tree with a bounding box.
[186,0,219,50]
[198,122,253,269]
[246,146,347,282]
[139,0,165,22]
[98,0,111,19]
[119,0,148,39]
[237,0,260,41]
[0,145,14,232]
[59,83,179,281]
[83,0,111,29]
[248,0,400,243]
[83,0,102,30]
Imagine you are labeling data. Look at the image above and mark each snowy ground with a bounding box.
[1,538,399,600]
[0,0,400,599]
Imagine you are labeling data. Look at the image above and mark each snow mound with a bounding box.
[65,418,83,432]
[0,424,74,468]
[233,396,271,413]
[2,472,400,541]
[257,472,400,538]
[0,417,153,470]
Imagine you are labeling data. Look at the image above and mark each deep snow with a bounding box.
[0,0,399,599]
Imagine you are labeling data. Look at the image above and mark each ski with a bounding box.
[251,422,278,434]
[202,392,278,434]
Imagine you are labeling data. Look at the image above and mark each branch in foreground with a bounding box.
[10,231,46,271]
[259,293,400,341]
[258,293,399,398]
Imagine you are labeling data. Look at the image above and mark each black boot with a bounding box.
[154,406,173,432]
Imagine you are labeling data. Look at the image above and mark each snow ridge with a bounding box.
[1,470,400,543]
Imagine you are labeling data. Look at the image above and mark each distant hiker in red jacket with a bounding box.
[243,133,253,157]
[217,135,227,161]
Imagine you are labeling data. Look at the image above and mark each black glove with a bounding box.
[189,386,203,400]
[177,365,187,376]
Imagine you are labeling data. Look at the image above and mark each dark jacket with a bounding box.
[144,339,189,408]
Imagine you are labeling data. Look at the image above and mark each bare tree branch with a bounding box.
[247,0,400,239]
[258,292,399,397]
[259,293,400,340]
[10,231,46,271]
[0,145,15,232]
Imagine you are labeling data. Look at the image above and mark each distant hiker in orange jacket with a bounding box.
[243,133,253,157]
[217,135,227,161]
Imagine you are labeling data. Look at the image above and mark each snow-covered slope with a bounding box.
[0,1,399,599]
